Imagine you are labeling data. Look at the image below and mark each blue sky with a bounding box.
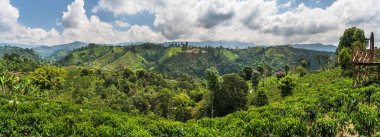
[12,0,334,32]
[0,0,379,45]
[12,0,155,31]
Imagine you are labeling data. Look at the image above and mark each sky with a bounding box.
[0,0,379,46]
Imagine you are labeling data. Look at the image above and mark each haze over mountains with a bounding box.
[0,41,336,58]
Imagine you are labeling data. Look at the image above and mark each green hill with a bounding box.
[103,51,148,71]
[55,43,334,78]
[0,46,41,60]
[0,46,42,71]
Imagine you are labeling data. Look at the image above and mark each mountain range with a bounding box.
[0,41,336,61]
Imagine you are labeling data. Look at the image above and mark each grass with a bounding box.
[93,47,125,68]
[159,47,182,62]
[104,51,148,71]
[222,50,239,61]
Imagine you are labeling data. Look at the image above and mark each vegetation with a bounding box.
[1,27,380,136]
[56,43,334,78]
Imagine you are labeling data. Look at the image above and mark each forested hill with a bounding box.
[55,43,335,78]
[0,46,43,71]
[0,46,41,60]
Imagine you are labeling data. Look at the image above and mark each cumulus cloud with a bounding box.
[92,0,380,44]
[0,0,63,45]
[92,0,148,16]
[2,0,380,45]
[62,0,166,44]
[114,20,130,28]
[259,4,339,36]
[0,0,19,32]
[198,7,235,29]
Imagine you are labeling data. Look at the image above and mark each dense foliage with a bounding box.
[1,34,380,136]
[55,43,334,78]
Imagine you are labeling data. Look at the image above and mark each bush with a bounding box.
[311,117,338,137]
[278,75,296,98]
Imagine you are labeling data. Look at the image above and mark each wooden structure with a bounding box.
[352,32,380,87]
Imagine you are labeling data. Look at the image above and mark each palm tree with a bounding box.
[0,75,7,95]
[6,75,16,95]
[0,70,9,95]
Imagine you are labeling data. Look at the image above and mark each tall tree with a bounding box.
[155,88,175,118]
[205,67,221,118]
[215,74,248,116]
[0,70,8,95]
[251,70,261,91]
[241,66,253,81]
[299,59,310,69]
[336,27,365,55]
[336,27,365,70]
[284,65,290,74]
[338,48,352,71]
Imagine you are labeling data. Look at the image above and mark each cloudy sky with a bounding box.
[1,0,379,46]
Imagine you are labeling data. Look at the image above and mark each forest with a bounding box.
[0,27,379,136]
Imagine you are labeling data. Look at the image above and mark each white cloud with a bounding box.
[92,0,380,45]
[2,0,380,45]
[114,20,130,28]
[0,0,63,45]
[0,0,19,32]
[62,0,166,44]
[92,0,148,16]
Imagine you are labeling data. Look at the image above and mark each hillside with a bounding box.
[0,46,40,59]
[56,43,335,78]
[290,43,336,52]
[1,69,378,136]
[0,46,42,71]
[33,41,87,61]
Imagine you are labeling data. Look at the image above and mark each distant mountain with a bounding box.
[0,43,43,49]
[56,43,335,78]
[289,43,336,52]
[0,46,42,61]
[118,42,145,46]
[33,41,87,59]
[161,41,256,48]
[160,41,336,52]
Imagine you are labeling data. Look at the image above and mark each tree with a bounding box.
[338,47,352,71]
[252,89,269,107]
[215,74,248,116]
[284,65,290,74]
[241,66,253,81]
[275,71,286,79]
[251,70,261,91]
[336,27,365,55]
[0,70,8,94]
[205,67,221,118]
[278,75,296,98]
[336,27,365,71]
[299,59,310,69]
[171,93,193,121]
[256,66,264,76]
[315,54,330,70]
[155,88,175,118]
[293,66,308,77]
[29,65,67,91]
